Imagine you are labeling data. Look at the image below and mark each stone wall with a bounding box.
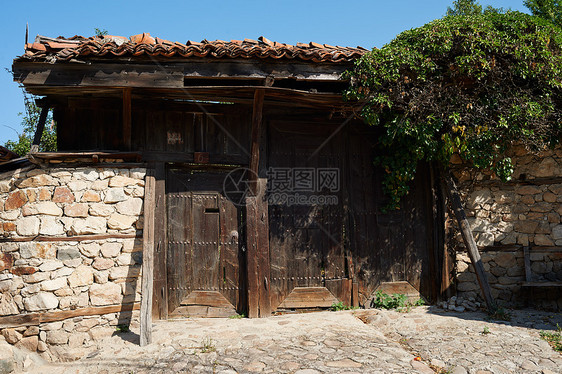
[0,166,145,360]
[451,145,562,310]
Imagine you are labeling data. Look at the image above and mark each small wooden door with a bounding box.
[166,168,244,317]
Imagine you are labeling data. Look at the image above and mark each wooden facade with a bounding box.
[13,36,448,334]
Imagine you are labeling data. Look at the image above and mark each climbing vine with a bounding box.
[345,11,562,209]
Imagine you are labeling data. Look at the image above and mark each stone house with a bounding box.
[0,32,560,360]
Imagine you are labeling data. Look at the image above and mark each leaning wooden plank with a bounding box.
[445,171,495,311]
[245,196,260,318]
[29,105,49,154]
[0,303,140,329]
[140,167,156,346]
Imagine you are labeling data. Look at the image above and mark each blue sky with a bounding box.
[0,0,527,145]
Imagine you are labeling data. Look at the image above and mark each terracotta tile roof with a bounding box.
[18,33,368,64]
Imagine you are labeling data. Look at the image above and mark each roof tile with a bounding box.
[17,34,367,64]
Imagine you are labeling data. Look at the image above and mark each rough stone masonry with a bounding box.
[0,166,145,360]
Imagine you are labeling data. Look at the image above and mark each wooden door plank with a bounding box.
[180,291,235,308]
[123,88,132,150]
[277,287,339,309]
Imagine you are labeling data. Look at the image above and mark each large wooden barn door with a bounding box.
[166,168,243,318]
[268,122,351,311]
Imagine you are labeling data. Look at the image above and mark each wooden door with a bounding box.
[166,168,244,317]
[268,122,351,311]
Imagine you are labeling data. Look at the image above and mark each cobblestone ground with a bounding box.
[29,307,562,374]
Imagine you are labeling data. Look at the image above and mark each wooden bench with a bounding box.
[522,246,562,288]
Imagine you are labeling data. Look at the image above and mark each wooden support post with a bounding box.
[445,171,495,311]
[246,88,270,318]
[152,163,168,320]
[140,167,156,346]
[29,105,49,154]
[249,89,265,195]
[122,88,132,151]
[245,179,271,318]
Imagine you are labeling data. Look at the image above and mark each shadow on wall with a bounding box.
[455,248,562,311]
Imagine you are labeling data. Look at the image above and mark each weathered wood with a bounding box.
[123,88,132,150]
[180,291,235,308]
[249,89,265,195]
[445,171,495,311]
[0,303,140,329]
[168,305,236,318]
[352,282,359,308]
[522,281,562,287]
[140,167,155,346]
[0,233,139,243]
[375,281,421,303]
[245,178,271,317]
[152,163,168,320]
[277,287,339,309]
[29,105,49,154]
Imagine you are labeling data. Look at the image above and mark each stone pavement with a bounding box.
[27,307,562,374]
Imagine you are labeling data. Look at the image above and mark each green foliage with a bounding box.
[486,306,512,321]
[524,0,562,27]
[345,11,562,209]
[200,337,216,353]
[446,0,482,16]
[540,324,562,352]
[4,95,57,157]
[229,313,246,319]
[330,301,358,311]
[115,324,130,333]
[481,326,491,335]
[94,28,108,36]
[372,291,408,309]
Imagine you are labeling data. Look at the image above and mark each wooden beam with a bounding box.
[445,171,495,311]
[29,105,49,154]
[0,233,139,243]
[140,167,156,346]
[249,89,265,194]
[123,88,132,151]
[0,303,140,329]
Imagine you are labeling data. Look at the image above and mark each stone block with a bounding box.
[107,213,136,230]
[78,242,100,258]
[109,266,140,280]
[92,258,114,271]
[514,220,539,234]
[17,174,58,188]
[104,188,127,203]
[70,217,107,235]
[22,202,62,216]
[40,277,67,292]
[0,293,19,316]
[52,187,74,203]
[57,246,80,261]
[89,282,122,306]
[533,234,554,246]
[81,191,101,202]
[100,242,122,258]
[17,335,38,352]
[2,328,22,344]
[46,330,68,345]
[4,190,27,210]
[68,265,93,288]
[516,185,542,195]
[89,203,114,217]
[64,203,89,218]
[115,198,143,216]
[16,216,40,236]
[23,293,58,311]
[74,169,99,181]
[39,216,64,236]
